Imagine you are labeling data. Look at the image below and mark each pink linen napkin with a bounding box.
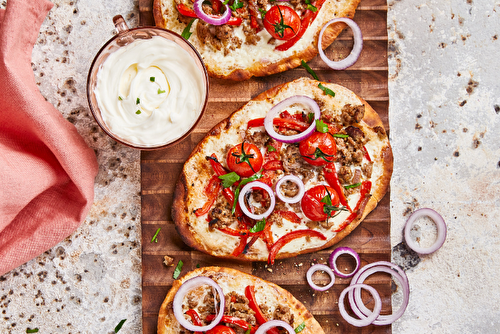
[0,0,98,276]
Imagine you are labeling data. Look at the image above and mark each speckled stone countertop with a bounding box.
[0,0,499,333]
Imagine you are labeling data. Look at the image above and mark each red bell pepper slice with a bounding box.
[274,210,302,224]
[275,0,326,52]
[231,235,248,256]
[268,229,326,264]
[206,154,239,206]
[262,160,283,171]
[185,309,203,334]
[247,117,265,128]
[245,286,280,334]
[334,180,372,232]
[362,146,372,162]
[273,117,310,132]
[218,227,251,237]
[206,314,257,333]
[176,4,243,26]
[212,0,222,13]
[323,163,352,212]
[195,175,223,217]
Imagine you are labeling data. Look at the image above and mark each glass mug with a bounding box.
[86,15,209,150]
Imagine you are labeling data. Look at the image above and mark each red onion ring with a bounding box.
[328,247,360,278]
[238,181,276,220]
[349,265,409,325]
[275,175,305,204]
[193,0,232,25]
[173,276,225,332]
[318,18,363,70]
[338,283,382,327]
[255,320,295,334]
[306,264,335,291]
[264,96,320,144]
[404,208,447,254]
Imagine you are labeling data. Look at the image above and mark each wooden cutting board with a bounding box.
[140,0,391,332]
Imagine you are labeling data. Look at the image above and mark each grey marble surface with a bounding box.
[0,0,499,333]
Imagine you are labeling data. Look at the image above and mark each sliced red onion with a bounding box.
[264,96,320,144]
[275,175,305,204]
[318,18,363,70]
[404,208,447,254]
[349,265,409,326]
[328,247,360,278]
[306,264,335,291]
[193,0,232,25]
[338,283,382,327]
[238,181,276,220]
[173,276,225,332]
[255,320,295,334]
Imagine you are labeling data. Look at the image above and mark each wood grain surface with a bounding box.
[140,0,391,332]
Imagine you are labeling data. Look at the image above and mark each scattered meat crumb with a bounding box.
[163,255,174,267]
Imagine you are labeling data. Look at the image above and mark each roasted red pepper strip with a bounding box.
[273,117,310,132]
[245,286,280,334]
[176,4,243,25]
[362,146,372,162]
[275,0,326,51]
[262,160,283,171]
[185,309,203,334]
[207,154,239,206]
[247,117,265,128]
[268,229,327,264]
[212,0,222,13]
[334,180,372,232]
[218,227,252,237]
[195,175,222,216]
[206,314,257,333]
[323,162,352,212]
[231,235,248,257]
[274,210,302,224]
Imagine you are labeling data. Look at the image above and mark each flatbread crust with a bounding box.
[153,0,360,80]
[158,266,325,333]
[172,77,393,262]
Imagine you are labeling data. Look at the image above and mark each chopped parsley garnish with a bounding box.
[158,88,166,94]
[305,0,317,12]
[136,110,141,115]
[136,97,140,104]
[182,18,197,40]
[173,260,184,279]
[258,8,267,18]
[118,96,123,101]
[344,182,362,189]
[315,119,329,133]
[151,228,161,243]
[114,319,126,333]
[267,145,276,152]
[332,133,349,138]
[307,112,315,123]
[249,218,266,233]
[318,83,335,97]
[229,0,243,11]
[150,76,155,82]
[295,322,306,333]
[301,60,319,80]
[26,329,39,333]
[218,171,240,188]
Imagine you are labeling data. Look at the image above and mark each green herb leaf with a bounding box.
[26,329,39,333]
[249,219,266,233]
[307,4,317,11]
[318,83,335,97]
[173,260,184,279]
[158,88,166,94]
[267,145,276,152]
[136,110,141,115]
[332,133,349,138]
[344,182,362,189]
[232,172,263,214]
[218,172,240,188]
[295,322,306,333]
[118,96,123,101]
[301,60,319,80]
[151,228,161,243]
[196,263,200,268]
[150,76,155,82]
[258,8,267,18]
[307,112,315,123]
[136,97,140,104]
[181,18,197,40]
[315,119,329,133]
[114,319,126,333]
[245,327,252,334]
[230,0,243,10]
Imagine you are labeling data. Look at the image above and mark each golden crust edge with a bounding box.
[157,266,325,334]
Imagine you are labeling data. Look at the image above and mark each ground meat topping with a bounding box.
[281,144,316,183]
[272,305,294,325]
[362,161,374,178]
[338,165,353,184]
[341,104,365,125]
[244,130,269,147]
[279,180,299,197]
[208,198,235,230]
[224,292,257,326]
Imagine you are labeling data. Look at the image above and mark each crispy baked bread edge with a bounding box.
[157,266,325,334]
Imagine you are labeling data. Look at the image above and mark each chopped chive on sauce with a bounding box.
[136,97,140,104]
[136,110,141,115]
[150,77,155,82]
[344,182,362,189]
[118,96,123,101]
[26,329,39,333]
[158,88,166,94]
[114,319,126,333]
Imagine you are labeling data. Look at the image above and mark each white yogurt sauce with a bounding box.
[94,36,206,146]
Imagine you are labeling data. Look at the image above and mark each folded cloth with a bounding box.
[0,0,98,276]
